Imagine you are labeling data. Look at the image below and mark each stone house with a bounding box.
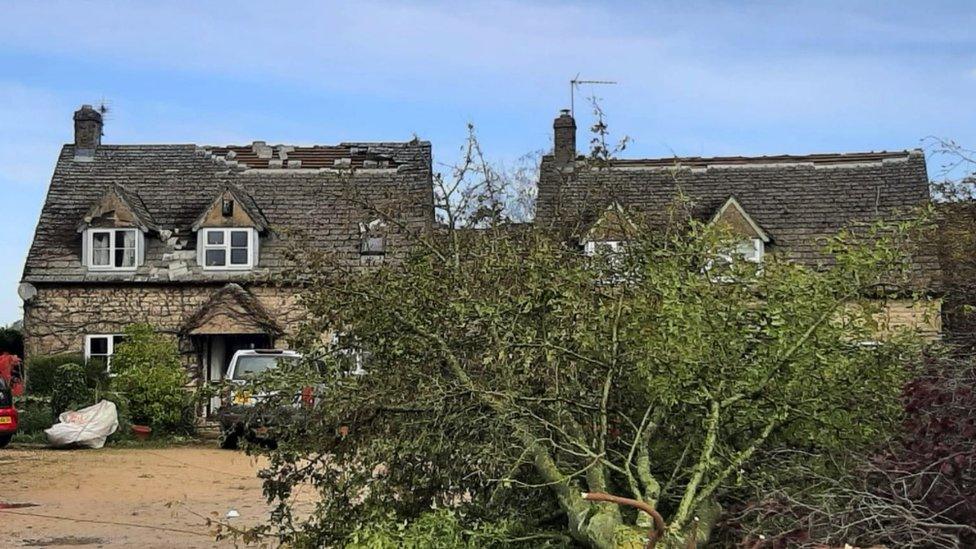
[20,105,942,399]
[20,105,434,410]
[537,110,942,337]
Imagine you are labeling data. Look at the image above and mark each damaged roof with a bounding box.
[23,140,433,283]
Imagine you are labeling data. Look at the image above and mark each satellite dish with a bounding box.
[17,282,37,302]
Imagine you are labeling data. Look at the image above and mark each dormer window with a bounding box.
[78,185,153,272]
[191,185,266,272]
[708,197,770,265]
[582,202,636,258]
[85,228,140,270]
[201,228,255,270]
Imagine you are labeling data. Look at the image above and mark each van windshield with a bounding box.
[231,355,298,380]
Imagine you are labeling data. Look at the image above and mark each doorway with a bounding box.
[197,333,272,416]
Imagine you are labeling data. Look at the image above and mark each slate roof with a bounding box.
[538,149,939,287]
[78,183,159,232]
[23,141,433,283]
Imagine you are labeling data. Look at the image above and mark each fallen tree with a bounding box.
[248,207,926,547]
[242,116,930,547]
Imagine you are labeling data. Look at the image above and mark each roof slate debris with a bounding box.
[24,141,434,283]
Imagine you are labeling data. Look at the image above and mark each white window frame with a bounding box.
[85,228,140,271]
[85,334,124,372]
[200,228,255,270]
[584,240,624,256]
[736,238,765,264]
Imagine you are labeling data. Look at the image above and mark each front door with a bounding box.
[199,333,271,416]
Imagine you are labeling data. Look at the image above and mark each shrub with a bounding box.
[15,396,54,434]
[719,351,976,548]
[0,326,23,358]
[50,363,91,417]
[26,353,84,396]
[111,324,190,431]
[83,359,111,395]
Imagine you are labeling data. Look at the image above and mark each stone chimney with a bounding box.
[73,105,103,159]
[553,109,576,166]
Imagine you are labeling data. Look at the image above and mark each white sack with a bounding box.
[45,400,119,449]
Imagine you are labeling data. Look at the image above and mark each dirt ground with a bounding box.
[0,444,309,548]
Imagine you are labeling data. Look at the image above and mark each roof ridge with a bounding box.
[602,149,920,167]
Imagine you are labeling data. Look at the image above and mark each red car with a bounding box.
[0,377,17,448]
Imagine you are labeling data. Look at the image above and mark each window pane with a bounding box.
[92,249,110,266]
[735,240,760,262]
[92,232,110,265]
[88,356,109,371]
[115,248,136,268]
[230,230,248,247]
[92,232,110,250]
[205,249,226,266]
[89,336,109,355]
[230,248,248,265]
[206,231,224,245]
[361,237,385,255]
[117,230,136,248]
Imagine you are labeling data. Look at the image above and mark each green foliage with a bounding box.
[343,509,554,549]
[15,395,54,434]
[256,205,926,547]
[111,324,190,431]
[50,363,90,417]
[111,324,181,376]
[83,359,111,394]
[0,327,23,357]
[26,353,83,395]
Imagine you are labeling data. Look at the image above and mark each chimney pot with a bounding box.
[553,109,576,167]
[73,104,103,158]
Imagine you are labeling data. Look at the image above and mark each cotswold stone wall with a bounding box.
[22,283,306,376]
[879,299,943,341]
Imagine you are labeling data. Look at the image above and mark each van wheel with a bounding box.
[219,430,238,450]
[0,434,11,449]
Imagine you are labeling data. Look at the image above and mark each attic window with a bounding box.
[201,228,255,270]
[86,228,139,270]
[735,238,764,263]
[359,219,387,264]
[584,240,623,256]
[221,198,234,217]
[712,238,765,268]
[361,236,386,256]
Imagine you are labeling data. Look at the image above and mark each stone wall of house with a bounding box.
[22,283,306,378]
[878,298,943,341]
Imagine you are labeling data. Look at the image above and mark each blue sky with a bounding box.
[1,0,974,323]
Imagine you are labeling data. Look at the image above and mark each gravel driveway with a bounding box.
[0,444,302,548]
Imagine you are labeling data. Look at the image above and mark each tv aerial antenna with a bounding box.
[570,74,617,117]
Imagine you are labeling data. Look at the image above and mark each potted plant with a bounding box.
[131,423,152,440]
